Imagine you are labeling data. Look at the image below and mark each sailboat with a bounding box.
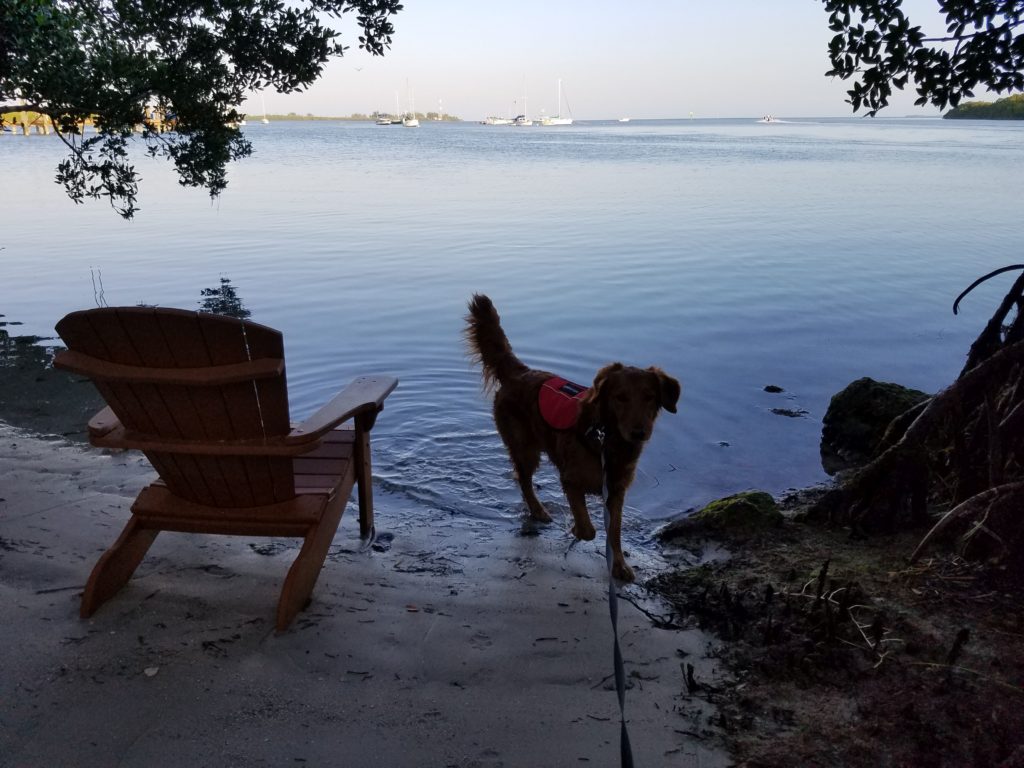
[482,103,513,125]
[260,93,269,124]
[379,92,402,124]
[403,81,420,127]
[540,79,573,126]
[512,76,533,126]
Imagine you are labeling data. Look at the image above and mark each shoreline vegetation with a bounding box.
[645,265,1024,765]
[648,489,1023,767]
[943,93,1024,119]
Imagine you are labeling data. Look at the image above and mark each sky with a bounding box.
[246,1,962,121]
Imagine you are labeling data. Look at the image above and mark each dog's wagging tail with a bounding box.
[465,293,529,391]
[465,293,681,582]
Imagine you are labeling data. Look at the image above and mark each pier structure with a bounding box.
[2,108,173,136]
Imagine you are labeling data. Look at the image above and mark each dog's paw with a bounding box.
[529,505,553,523]
[612,560,636,583]
[572,521,596,541]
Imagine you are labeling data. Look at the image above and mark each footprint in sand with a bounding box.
[469,630,492,650]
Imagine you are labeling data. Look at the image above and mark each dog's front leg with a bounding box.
[564,486,596,541]
[604,489,634,582]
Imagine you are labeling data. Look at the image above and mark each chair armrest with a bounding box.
[287,375,398,444]
[88,406,121,440]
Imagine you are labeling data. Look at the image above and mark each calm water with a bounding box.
[2,117,1022,541]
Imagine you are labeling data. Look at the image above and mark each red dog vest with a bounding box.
[539,376,589,430]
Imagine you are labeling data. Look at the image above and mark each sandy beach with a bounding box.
[0,422,727,767]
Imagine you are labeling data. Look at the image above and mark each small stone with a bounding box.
[771,407,809,418]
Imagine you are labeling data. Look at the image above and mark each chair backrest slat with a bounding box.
[59,309,160,435]
[56,307,297,507]
[241,320,295,502]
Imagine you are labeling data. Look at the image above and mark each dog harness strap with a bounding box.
[538,376,589,430]
[599,443,635,768]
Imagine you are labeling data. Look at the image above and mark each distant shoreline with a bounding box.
[258,113,461,122]
[252,114,947,123]
[4,112,955,128]
[943,94,1024,120]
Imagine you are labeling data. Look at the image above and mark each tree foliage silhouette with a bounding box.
[822,0,1024,114]
[1,0,402,218]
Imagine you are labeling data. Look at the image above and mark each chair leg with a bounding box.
[275,495,344,631]
[81,517,159,618]
[353,416,375,539]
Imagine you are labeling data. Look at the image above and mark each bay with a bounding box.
[2,117,1021,537]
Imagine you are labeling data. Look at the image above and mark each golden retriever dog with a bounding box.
[465,294,680,581]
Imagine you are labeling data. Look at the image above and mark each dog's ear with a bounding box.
[649,367,681,413]
[588,363,624,400]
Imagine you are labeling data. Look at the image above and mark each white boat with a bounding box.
[260,93,269,124]
[481,116,513,125]
[618,117,631,123]
[512,77,532,125]
[403,81,419,127]
[539,79,573,126]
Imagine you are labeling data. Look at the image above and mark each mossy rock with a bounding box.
[820,377,930,474]
[658,491,782,541]
[694,491,782,529]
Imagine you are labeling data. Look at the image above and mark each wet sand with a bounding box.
[0,422,727,767]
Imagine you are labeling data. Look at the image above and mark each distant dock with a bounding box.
[1,111,55,135]
[2,109,172,136]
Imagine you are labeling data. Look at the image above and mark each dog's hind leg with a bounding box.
[511,448,552,522]
[494,403,551,522]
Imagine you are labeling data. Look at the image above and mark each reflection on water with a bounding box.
[2,118,1023,539]
[199,276,251,319]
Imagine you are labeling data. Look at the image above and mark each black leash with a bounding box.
[592,425,635,768]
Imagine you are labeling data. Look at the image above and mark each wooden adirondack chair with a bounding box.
[54,307,397,630]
